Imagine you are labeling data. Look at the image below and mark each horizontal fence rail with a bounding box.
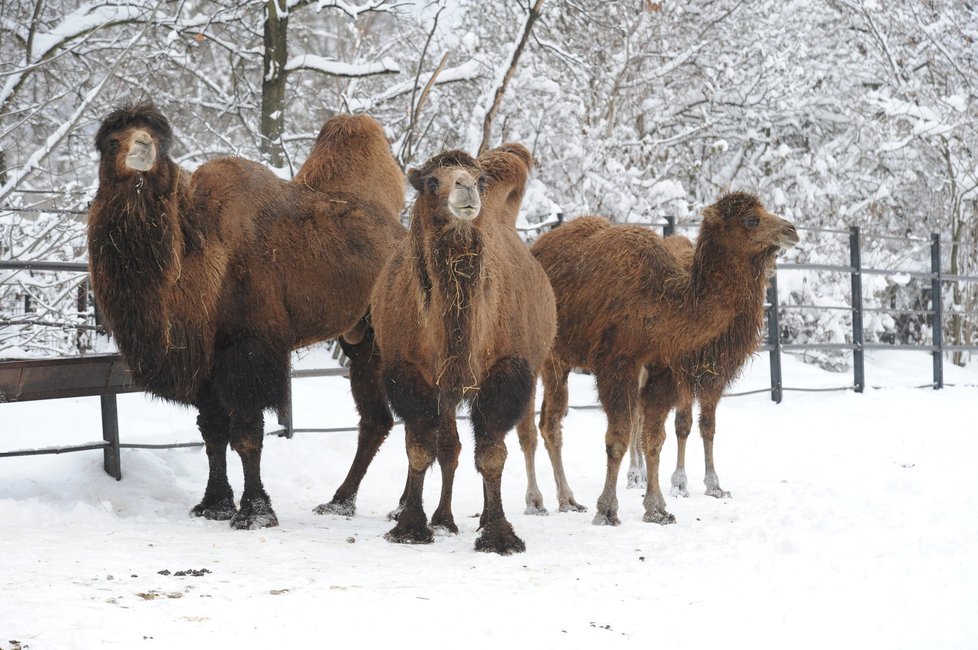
[2,211,978,476]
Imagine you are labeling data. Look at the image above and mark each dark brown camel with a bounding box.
[87,102,404,529]
[516,192,798,525]
[371,148,556,554]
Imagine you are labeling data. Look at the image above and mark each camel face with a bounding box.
[124,129,158,172]
[447,169,481,221]
[706,193,799,258]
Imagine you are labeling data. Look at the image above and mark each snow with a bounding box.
[284,55,400,77]
[2,350,978,649]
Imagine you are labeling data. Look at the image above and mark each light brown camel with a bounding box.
[87,102,404,529]
[371,148,556,554]
[516,192,798,525]
[327,142,544,523]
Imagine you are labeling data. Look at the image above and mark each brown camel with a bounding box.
[625,233,776,500]
[324,142,543,522]
[516,192,798,525]
[372,148,556,554]
[87,102,404,529]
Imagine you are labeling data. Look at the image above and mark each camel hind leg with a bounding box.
[698,387,731,498]
[515,379,548,515]
[670,387,694,498]
[316,325,395,516]
[539,359,586,513]
[626,368,649,489]
[470,356,533,554]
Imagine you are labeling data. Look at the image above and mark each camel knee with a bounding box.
[384,360,438,426]
[475,440,508,477]
[470,357,533,435]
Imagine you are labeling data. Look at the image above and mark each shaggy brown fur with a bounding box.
[625,233,775,500]
[87,102,404,529]
[372,147,555,554]
[516,193,797,525]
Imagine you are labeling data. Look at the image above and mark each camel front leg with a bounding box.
[385,421,437,544]
[429,415,461,533]
[316,327,395,516]
[470,356,533,554]
[383,360,439,544]
[229,408,278,529]
[699,389,731,498]
[540,360,586,513]
[640,368,677,525]
[190,387,236,520]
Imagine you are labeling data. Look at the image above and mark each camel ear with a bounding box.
[408,168,425,192]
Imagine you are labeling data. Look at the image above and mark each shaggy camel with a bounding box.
[87,102,404,529]
[625,233,776,499]
[323,142,541,521]
[372,148,555,554]
[517,192,798,525]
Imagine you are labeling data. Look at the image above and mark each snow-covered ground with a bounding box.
[2,348,977,650]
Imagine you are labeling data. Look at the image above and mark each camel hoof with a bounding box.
[313,498,356,517]
[705,487,732,499]
[669,485,690,498]
[524,504,549,516]
[642,509,676,525]
[475,521,525,555]
[626,470,647,490]
[430,513,459,535]
[190,496,237,521]
[558,501,588,513]
[385,522,434,545]
[230,497,278,530]
[592,511,621,526]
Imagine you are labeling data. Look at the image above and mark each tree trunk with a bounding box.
[478,0,545,155]
[261,0,289,168]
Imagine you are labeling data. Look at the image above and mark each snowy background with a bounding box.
[2,348,977,650]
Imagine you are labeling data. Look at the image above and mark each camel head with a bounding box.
[408,150,484,223]
[701,191,799,264]
[95,101,172,178]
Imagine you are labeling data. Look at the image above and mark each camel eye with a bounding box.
[107,140,120,154]
[477,177,487,193]
[746,214,760,228]
[425,177,439,194]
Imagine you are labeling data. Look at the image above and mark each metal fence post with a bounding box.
[767,274,783,403]
[100,394,122,480]
[663,215,675,237]
[850,226,865,392]
[931,233,944,389]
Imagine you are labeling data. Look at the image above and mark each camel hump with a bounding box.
[293,112,405,218]
[477,143,533,228]
[664,234,695,269]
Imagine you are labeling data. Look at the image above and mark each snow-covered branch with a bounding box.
[285,54,400,77]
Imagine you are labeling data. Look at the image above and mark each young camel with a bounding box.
[517,192,798,525]
[372,149,556,554]
[87,102,404,529]
[625,233,776,499]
